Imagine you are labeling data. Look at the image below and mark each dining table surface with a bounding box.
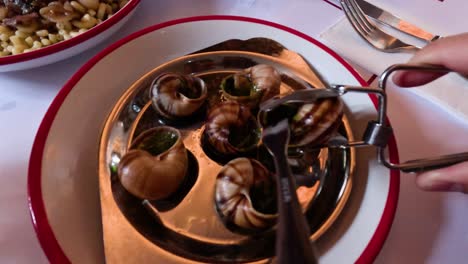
[1,0,468,263]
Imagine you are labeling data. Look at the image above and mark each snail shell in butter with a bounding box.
[117,126,188,200]
[259,96,344,147]
[151,73,208,119]
[221,64,281,108]
[215,158,278,231]
[204,101,260,155]
[290,97,344,146]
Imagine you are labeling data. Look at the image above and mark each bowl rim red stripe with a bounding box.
[0,0,141,66]
[27,15,400,264]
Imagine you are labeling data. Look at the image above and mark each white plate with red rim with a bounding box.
[0,0,140,72]
[28,15,399,263]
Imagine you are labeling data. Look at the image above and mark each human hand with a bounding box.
[393,33,468,86]
[392,33,468,194]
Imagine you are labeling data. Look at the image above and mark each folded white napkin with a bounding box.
[319,7,468,121]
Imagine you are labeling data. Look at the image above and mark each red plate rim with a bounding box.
[0,0,141,66]
[27,15,400,264]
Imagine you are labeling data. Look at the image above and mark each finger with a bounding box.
[393,33,468,87]
[394,71,445,87]
[415,161,468,193]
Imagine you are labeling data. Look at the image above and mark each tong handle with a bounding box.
[273,150,319,264]
[262,120,318,264]
[376,64,468,172]
[396,152,468,173]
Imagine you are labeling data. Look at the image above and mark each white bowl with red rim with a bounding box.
[0,0,140,72]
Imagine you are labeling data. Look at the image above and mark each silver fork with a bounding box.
[340,0,419,52]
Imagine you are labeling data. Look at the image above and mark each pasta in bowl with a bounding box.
[0,0,140,71]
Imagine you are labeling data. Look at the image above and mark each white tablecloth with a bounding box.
[1,0,467,263]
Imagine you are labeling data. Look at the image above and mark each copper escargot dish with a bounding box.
[99,50,354,263]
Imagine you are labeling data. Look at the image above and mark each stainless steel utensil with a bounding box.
[356,0,440,43]
[340,0,420,52]
[374,64,468,172]
[261,63,468,173]
[262,119,319,264]
[255,62,468,264]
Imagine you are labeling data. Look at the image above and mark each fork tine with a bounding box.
[341,0,367,32]
[347,0,374,33]
[340,0,420,52]
[340,0,369,38]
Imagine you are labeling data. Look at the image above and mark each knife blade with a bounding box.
[356,0,440,42]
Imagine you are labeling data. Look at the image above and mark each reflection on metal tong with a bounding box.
[261,63,468,173]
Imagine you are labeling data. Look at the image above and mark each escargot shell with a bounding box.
[289,97,344,146]
[215,158,277,231]
[151,73,208,119]
[117,126,188,200]
[221,64,281,108]
[259,96,344,147]
[204,101,260,155]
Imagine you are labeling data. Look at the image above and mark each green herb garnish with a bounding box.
[137,130,178,155]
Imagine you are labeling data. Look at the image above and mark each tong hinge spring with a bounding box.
[362,121,393,147]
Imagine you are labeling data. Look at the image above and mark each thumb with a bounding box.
[415,161,468,193]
